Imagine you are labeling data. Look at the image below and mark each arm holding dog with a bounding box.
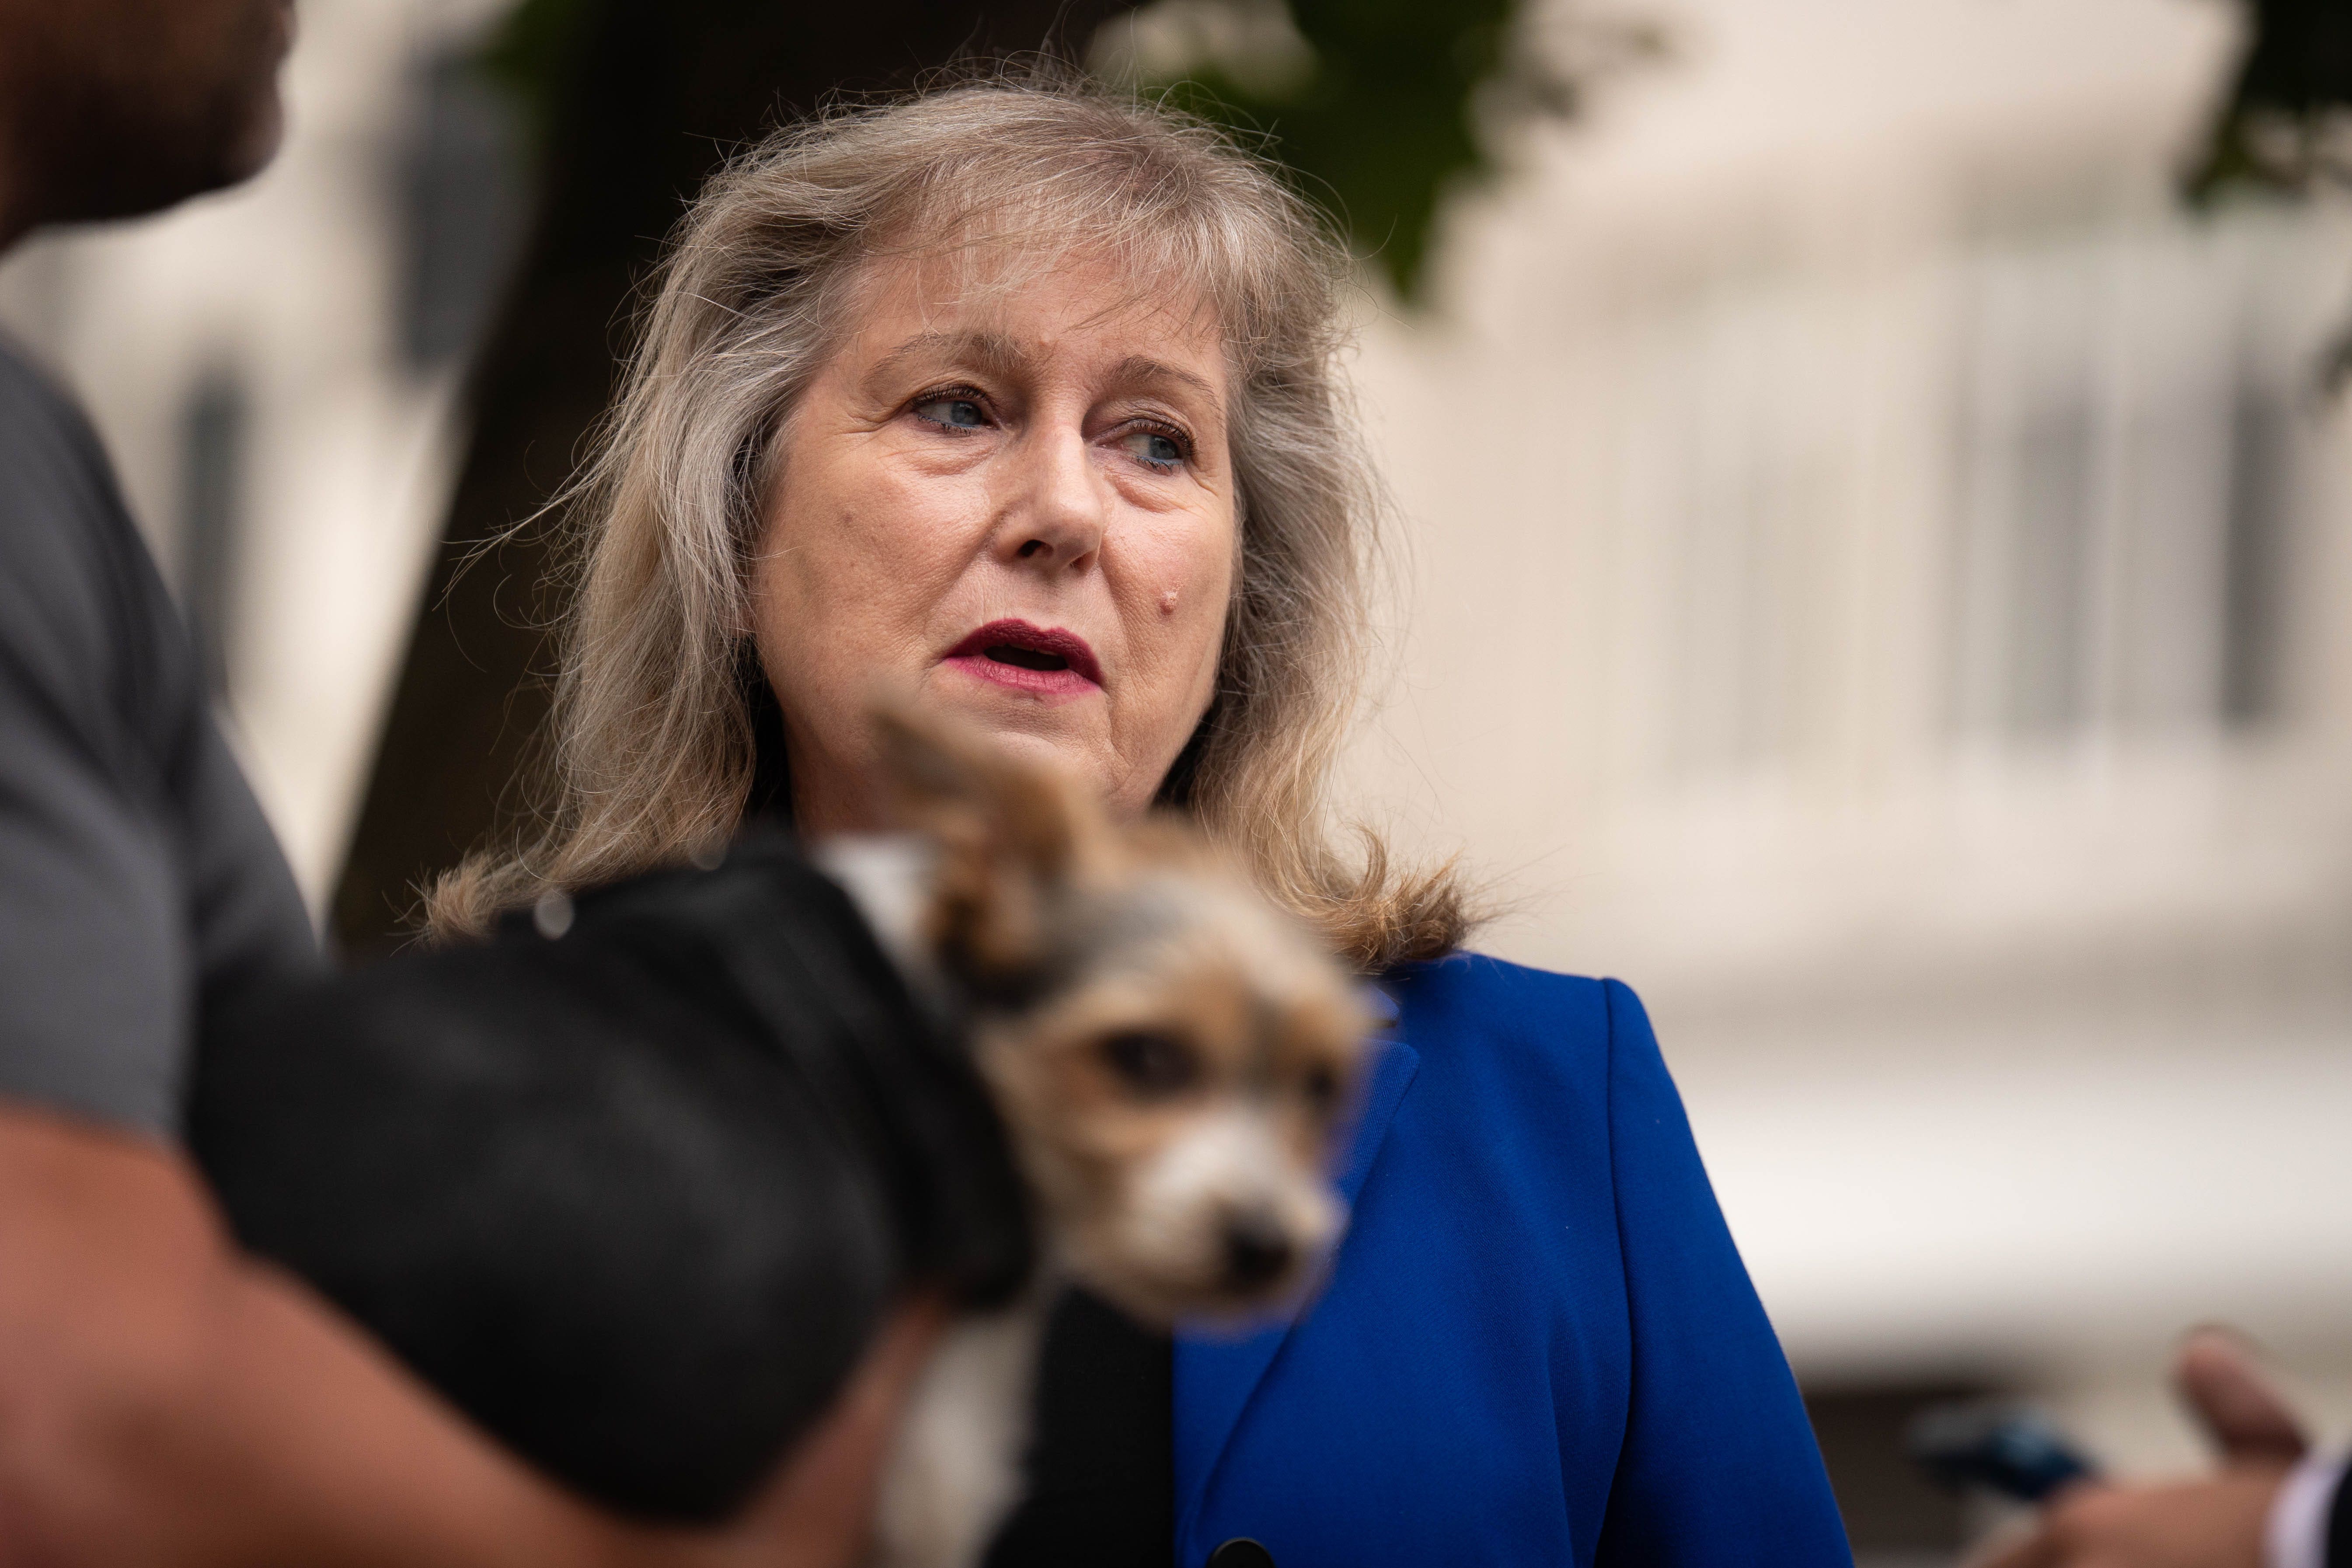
[0,1102,947,1568]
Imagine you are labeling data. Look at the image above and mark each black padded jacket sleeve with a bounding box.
[0,338,314,1139]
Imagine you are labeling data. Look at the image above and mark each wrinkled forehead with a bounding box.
[841,209,1235,371]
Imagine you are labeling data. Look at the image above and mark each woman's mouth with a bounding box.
[942,620,1103,699]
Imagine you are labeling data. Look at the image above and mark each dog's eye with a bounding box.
[1301,1063,1342,1114]
[1099,1031,1200,1097]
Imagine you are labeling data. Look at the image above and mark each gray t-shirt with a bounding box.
[0,337,317,1139]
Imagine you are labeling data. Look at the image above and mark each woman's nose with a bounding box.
[997,425,1106,572]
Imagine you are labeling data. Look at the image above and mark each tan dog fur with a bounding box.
[815,705,1370,1567]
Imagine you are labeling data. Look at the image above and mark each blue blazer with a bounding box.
[1172,956,1853,1567]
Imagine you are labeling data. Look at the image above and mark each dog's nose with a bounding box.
[1221,1209,1294,1289]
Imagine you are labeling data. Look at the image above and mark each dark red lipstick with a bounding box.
[942,620,1103,699]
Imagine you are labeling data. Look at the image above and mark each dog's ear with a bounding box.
[868,699,1101,997]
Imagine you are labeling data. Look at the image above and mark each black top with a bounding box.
[0,337,316,1139]
[986,1288,1175,1568]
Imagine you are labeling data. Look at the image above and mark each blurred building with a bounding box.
[1340,0,2352,1556]
[0,0,521,899]
[5,0,2350,1560]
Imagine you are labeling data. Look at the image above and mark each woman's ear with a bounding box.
[866,697,1101,999]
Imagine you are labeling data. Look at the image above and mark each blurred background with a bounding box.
[5,0,2350,1559]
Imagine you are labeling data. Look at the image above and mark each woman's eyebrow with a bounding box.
[1111,355,1222,414]
[860,334,1223,418]
[862,330,1029,393]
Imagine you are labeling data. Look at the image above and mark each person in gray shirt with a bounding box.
[0,1,938,1561]
[0,335,317,1135]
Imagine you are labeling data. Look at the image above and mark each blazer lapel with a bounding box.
[1171,1023,1422,1544]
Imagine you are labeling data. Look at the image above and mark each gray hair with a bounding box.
[429,70,1471,972]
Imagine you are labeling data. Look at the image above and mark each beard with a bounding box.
[6,0,293,229]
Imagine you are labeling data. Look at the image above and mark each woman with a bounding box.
[436,77,1853,1568]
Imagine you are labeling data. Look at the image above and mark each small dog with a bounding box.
[828,709,1372,1565]
[191,706,1369,1564]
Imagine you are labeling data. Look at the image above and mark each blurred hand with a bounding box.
[1973,1329,2307,1568]
[676,1295,950,1568]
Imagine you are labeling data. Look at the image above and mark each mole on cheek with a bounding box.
[1159,588,1180,616]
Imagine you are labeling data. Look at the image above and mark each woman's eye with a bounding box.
[1119,429,1186,469]
[913,396,987,430]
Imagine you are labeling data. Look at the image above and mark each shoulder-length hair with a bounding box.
[429,71,1471,972]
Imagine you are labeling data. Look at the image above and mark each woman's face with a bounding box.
[753,250,1238,834]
